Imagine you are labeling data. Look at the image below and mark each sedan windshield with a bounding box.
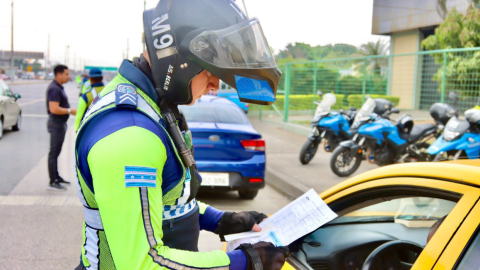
[330,197,456,225]
[180,101,249,125]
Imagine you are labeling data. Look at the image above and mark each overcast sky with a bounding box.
[0,0,389,70]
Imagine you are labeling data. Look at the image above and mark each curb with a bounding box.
[6,80,49,86]
[265,165,310,200]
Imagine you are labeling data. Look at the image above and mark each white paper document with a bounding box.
[226,189,337,251]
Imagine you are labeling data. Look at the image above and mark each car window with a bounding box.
[4,88,13,98]
[1,82,12,97]
[179,102,249,125]
[330,197,456,225]
[456,227,480,269]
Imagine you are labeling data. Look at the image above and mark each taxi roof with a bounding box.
[320,161,480,200]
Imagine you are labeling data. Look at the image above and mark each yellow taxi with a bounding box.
[276,160,480,270]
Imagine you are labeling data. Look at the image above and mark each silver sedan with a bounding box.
[0,80,21,139]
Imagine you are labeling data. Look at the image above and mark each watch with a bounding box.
[68,108,71,115]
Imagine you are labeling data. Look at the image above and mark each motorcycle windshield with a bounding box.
[314,93,336,117]
[443,117,469,141]
[353,98,376,124]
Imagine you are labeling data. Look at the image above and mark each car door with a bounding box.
[0,82,7,126]
[318,178,480,270]
[1,82,17,127]
[434,197,480,269]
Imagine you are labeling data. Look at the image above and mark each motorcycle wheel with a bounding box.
[330,146,362,177]
[299,139,319,165]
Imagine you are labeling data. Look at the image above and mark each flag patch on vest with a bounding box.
[116,83,138,108]
[124,166,157,188]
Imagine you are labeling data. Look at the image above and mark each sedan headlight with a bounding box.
[443,128,460,141]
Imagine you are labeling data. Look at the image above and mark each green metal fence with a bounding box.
[251,47,480,125]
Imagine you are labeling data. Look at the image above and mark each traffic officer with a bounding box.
[74,1,287,269]
[81,75,91,95]
[74,68,105,131]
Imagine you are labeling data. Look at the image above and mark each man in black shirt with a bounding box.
[46,65,77,190]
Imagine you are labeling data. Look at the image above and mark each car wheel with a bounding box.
[0,118,3,140]
[238,189,258,200]
[12,113,21,131]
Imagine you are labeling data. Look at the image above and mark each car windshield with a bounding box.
[330,197,456,225]
[179,101,249,125]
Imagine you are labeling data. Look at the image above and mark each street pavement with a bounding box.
[0,81,377,269]
[0,82,291,269]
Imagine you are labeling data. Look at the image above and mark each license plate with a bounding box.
[200,172,230,186]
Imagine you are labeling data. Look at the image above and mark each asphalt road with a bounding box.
[0,81,79,195]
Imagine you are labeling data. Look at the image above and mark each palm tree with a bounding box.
[355,40,389,75]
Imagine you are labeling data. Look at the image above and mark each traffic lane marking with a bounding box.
[18,98,45,106]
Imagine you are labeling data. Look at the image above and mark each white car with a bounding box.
[0,80,21,139]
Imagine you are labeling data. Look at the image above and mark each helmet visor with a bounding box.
[189,18,276,69]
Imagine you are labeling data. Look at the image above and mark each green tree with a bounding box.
[275,42,357,69]
[355,40,389,75]
[436,0,480,19]
[422,5,480,98]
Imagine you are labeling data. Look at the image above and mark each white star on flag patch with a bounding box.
[124,166,157,188]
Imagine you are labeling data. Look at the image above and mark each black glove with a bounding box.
[236,242,290,270]
[215,211,268,241]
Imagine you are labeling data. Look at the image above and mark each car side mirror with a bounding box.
[391,108,400,114]
[14,93,21,100]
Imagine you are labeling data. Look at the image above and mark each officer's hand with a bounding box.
[215,211,268,241]
[236,242,290,270]
[70,108,77,115]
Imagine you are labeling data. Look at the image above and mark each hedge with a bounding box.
[249,94,400,111]
[347,94,400,109]
[273,94,346,110]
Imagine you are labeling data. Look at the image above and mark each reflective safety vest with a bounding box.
[82,80,92,94]
[74,74,212,269]
[74,84,105,131]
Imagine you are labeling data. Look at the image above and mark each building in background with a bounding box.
[372,0,471,109]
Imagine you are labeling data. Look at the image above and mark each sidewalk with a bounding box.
[249,118,377,199]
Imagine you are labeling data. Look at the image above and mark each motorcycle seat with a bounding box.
[399,123,437,143]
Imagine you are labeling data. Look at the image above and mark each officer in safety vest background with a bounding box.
[74,68,105,131]
[74,0,288,269]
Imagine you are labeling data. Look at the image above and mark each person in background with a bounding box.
[81,74,91,95]
[45,64,76,191]
[74,68,105,131]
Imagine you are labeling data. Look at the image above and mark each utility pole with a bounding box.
[126,39,129,60]
[10,0,14,82]
[46,33,50,77]
[65,45,70,66]
[143,0,146,51]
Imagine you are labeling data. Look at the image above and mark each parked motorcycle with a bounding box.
[427,108,480,161]
[330,98,444,177]
[299,92,357,164]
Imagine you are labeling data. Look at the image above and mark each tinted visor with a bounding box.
[189,18,276,69]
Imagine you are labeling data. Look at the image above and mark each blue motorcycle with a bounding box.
[330,98,446,177]
[427,108,480,161]
[299,92,357,164]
